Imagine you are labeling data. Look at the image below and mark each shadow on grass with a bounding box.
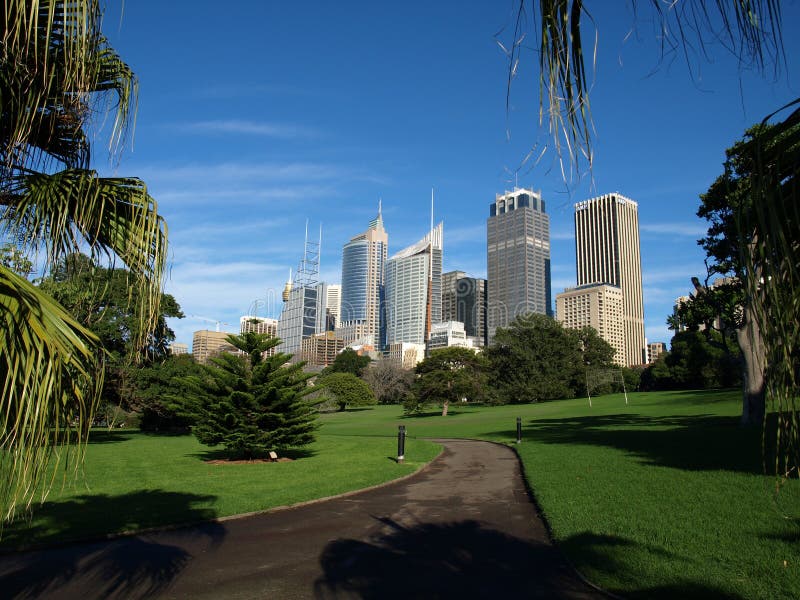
[84,429,134,444]
[561,533,746,600]
[2,489,220,550]
[189,447,317,462]
[0,491,225,599]
[314,519,745,600]
[494,412,766,474]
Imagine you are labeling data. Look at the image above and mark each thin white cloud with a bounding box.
[640,222,706,237]
[550,229,574,241]
[177,119,320,139]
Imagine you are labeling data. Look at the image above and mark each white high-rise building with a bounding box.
[385,222,443,346]
[574,193,646,366]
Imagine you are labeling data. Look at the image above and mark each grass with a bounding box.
[2,430,440,549]
[4,389,799,599]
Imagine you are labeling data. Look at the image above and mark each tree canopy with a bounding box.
[325,348,371,378]
[318,372,376,412]
[406,346,488,416]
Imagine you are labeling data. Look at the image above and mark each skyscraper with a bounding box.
[337,207,387,347]
[385,222,443,346]
[487,187,551,339]
[277,224,321,356]
[442,270,488,346]
[574,193,646,366]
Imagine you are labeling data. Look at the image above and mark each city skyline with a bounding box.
[96,3,800,351]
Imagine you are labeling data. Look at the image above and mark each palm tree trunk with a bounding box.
[737,303,766,426]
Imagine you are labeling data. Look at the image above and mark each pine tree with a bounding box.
[176,333,319,459]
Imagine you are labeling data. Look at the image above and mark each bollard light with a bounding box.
[516,417,522,444]
[397,425,406,463]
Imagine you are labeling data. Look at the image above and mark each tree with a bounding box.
[125,354,205,431]
[675,120,799,425]
[485,314,583,404]
[318,372,376,412]
[0,243,33,277]
[362,360,414,404]
[406,347,488,416]
[175,333,319,459]
[325,348,371,378]
[38,253,183,407]
[665,331,741,390]
[1,1,167,523]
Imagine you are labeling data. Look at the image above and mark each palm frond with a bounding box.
[6,169,168,355]
[508,0,786,179]
[738,102,800,485]
[0,263,102,523]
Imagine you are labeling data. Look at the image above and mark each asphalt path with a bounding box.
[0,439,606,599]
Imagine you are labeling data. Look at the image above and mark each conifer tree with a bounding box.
[176,333,319,459]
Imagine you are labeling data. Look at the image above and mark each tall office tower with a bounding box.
[338,207,388,347]
[442,270,488,346]
[385,222,443,346]
[487,187,552,340]
[555,283,625,366]
[575,193,646,366]
[278,224,321,356]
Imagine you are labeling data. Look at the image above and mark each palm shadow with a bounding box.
[2,489,220,550]
[0,490,225,599]
[314,519,745,599]
[489,412,766,474]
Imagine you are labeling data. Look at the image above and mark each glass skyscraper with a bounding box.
[486,187,552,340]
[338,207,387,347]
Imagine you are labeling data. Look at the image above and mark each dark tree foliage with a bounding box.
[485,314,596,403]
[325,348,371,378]
[124,354,206,431]
[318,372,376,411]
[174,333,319,459]
[38,253,183,362]
[641,331,741,391]
[405,346,488,416]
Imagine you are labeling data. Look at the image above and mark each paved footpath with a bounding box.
[0,439,606,599]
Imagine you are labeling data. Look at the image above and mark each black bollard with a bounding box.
[397,425,406,463]
[516,417,522,444]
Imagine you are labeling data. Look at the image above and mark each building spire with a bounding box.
[369,198,385,231]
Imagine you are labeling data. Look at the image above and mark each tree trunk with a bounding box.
[737,303,766,426]
[442,400,449,417]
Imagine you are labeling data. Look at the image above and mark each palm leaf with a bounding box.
[7,169,167,355]
[0,263,102,523]
[507,0,786,179]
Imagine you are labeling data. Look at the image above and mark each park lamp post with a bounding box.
[397,425,406,463]
[516,417,522,444]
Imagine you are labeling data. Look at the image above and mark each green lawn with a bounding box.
[2,430,440,549]
[4,390,799,599]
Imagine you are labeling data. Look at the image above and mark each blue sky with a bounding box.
[99,1,800,350]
